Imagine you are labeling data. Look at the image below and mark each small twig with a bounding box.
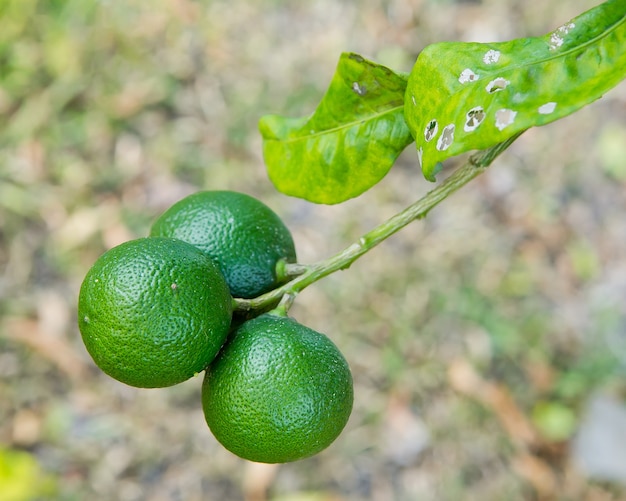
[234,132,524,314]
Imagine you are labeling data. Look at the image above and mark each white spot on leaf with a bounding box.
[411,95,417,106]
[549,23,575,51]
[424,120,438,142]
[483,50,501,64]
[352,82,367,96]
[549,33,564,50]
[495,109,517,131]
[437,124,455,151]
[559,22,575,34]
[464,107,485,132]
[538,102,557,114]
[459,68,479,84]
[486,77,510,93]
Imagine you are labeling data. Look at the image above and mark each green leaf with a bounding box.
[260,52,414,204]
[404,0,626,181]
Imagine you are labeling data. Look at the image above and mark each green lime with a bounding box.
[202,313,353,463]
[149,191,296,299]
[77,237,232,388]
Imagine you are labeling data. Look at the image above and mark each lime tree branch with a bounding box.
[234,132,524,314]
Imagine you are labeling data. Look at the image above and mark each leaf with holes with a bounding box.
[404,0,626,181]
[259,52,414,204]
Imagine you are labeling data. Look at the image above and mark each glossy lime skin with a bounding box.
[202,314,353,463]
[150,191,296,299]
[78,237,233,388]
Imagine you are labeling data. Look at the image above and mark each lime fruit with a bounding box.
[149,191,296,299]
[77,237,233,388]
[202,313,353,463]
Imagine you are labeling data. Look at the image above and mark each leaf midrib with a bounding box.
[277,104,408,144]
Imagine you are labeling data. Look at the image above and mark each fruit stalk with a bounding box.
[235,132,524,313]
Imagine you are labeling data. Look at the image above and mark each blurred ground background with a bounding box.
[1,0,626,500]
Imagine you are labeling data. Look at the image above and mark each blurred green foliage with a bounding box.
[0,447,58,501]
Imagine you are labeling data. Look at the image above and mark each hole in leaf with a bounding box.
[495,109,517,131]
[464,107,485,132]
[437,124,455,151]
[486,78,509,93]
[424,120,438,142]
